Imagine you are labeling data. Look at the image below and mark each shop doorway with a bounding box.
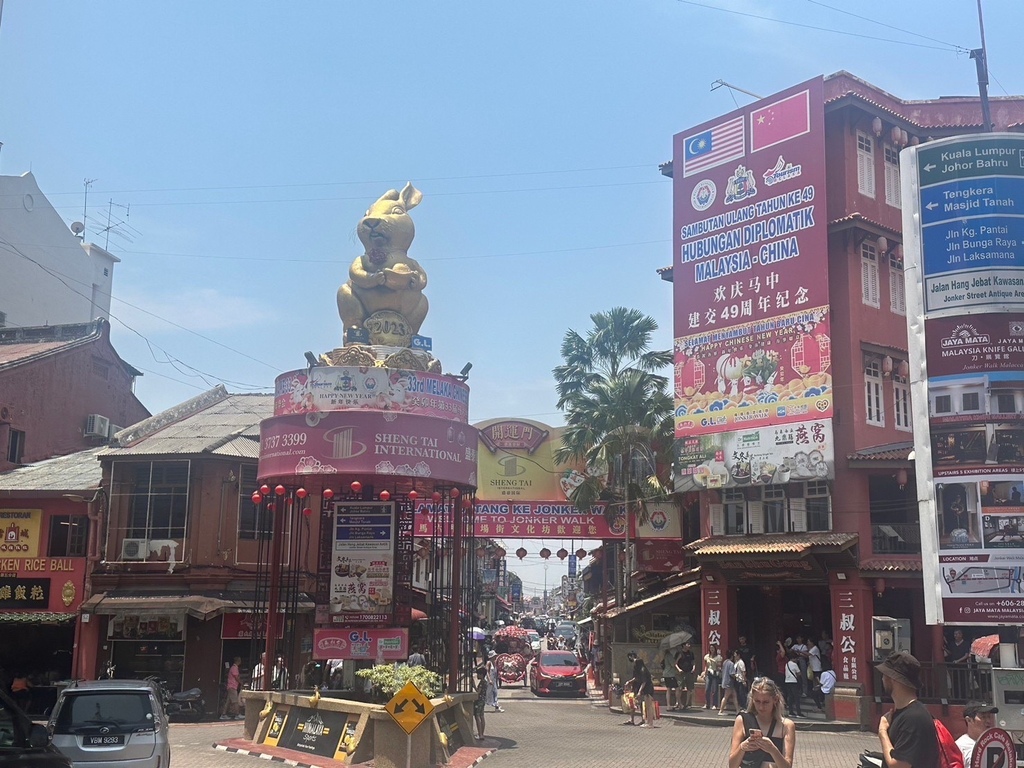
[734,584,832,676]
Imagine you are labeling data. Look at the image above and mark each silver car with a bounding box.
[48,680,170,768]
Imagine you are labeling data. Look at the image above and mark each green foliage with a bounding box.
[355,663,443,700]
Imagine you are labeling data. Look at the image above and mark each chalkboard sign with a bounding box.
[280,707,351,758]
[436,707,464,753]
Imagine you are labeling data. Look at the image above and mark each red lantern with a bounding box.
[495,547,506,558]
[476,546,487,558]
[260,485,270,495]
[557,548,568,560]
[296,488,308,499]
[408,490,418,501]
[350,481,362,494]
[432,491,442,503]
[275,485,286,496]
[539,548,551,560]
[322,488,334,500]
[302,507,312,517]
[462,496,472,508]
[379,490,391,501]
[450,487,461,499]
[575,548,587,560]
[251,493,262,504]
[516,547,528,560]
[267,502,276,512]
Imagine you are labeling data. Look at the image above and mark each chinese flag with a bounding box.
[750,90,810,152]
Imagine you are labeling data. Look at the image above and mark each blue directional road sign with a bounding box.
[916,134,1024,314]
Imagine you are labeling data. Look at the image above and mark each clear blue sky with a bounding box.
[2,1,1020,596]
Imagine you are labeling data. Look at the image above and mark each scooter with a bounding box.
[146,677,206,721]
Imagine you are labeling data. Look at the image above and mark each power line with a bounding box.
[675,0,965,52]
[804,0,969,51]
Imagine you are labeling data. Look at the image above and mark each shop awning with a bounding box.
[602,581,700,619]
[495,595,512,610]
[412,608,428,621]
[81,593,315,620]
[0,611,76,624]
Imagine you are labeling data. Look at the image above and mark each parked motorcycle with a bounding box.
[146,676,206,721]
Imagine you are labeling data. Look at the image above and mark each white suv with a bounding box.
[48,681,170,768]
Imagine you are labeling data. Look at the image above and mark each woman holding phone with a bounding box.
[728,676,795,768]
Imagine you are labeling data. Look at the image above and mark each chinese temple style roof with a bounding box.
[685,532,857,556]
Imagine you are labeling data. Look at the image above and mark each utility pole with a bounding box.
[971,0,993,132]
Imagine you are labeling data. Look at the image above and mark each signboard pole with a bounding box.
[405,734,412,768]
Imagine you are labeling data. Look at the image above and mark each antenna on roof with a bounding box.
[711,80,764,102]
[82,179,97,241]
[970,0,993,131]
[95,199,139,250]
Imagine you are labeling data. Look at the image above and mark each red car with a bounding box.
[529,650,587,697]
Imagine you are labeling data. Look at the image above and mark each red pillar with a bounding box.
[830,578,874,694]
[447,494,463,694]
[263,492,288,691]
[701,580,732,654]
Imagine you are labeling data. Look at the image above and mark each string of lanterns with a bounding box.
[514,546,590,561]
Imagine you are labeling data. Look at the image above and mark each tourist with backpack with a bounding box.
[875,652,940,767]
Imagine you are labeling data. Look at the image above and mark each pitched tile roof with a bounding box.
[858,557,923,572]
[101,385,272,458]
[686,532,858,556]
[0,321,104,370]
[847,442,915,462]
[0,447,103,493]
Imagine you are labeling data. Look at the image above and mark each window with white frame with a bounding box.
[865,355,884,426]
[724,488,746,535]
[934,394,952,414]
[884,143,901,207]
[996,393,1017,414]
[889,249,906,315]
[962,392,981,412]
[805,481,831,531]
[857,131,876,198]
[861,241,880,308]
[238,464,273,540]
[127,461,190,539]
[894,380,912,431]
[762,485,787,533]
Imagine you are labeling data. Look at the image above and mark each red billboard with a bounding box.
[672,77,830,438]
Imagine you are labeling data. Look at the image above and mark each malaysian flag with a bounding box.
[682,116,745,177]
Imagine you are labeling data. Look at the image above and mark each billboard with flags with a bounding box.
[672,77,830,443]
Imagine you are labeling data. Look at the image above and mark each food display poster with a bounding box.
[329,502,395,625]
[901,133,1024,624]
[675,419,833,492]
[672,76,831,438]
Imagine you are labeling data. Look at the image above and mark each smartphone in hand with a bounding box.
[748,729,762,740]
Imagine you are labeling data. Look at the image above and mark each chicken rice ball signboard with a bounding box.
[672,76,833,491]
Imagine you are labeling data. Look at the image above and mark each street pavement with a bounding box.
[167,685,879,768]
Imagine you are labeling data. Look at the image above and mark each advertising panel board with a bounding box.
[902,133,1024,624]
[672,77,831,440]
[328,502,395,624]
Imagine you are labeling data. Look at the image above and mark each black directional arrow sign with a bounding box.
[385,681,434,735]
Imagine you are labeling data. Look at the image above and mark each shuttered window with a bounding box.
[884,144,901,207]
[861,241,880,308]
[858,131,876,198]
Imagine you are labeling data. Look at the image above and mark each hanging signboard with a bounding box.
[902,132,1024,625]
[329,502,395,624]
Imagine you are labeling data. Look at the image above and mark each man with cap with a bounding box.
[876,651,938,768]
[485,649,503,712]
[956,701,998,765]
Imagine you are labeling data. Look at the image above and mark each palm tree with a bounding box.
[552,307,674,604]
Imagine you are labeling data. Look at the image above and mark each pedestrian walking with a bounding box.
[220,656,243,720]
[728,676,795,768]
[473,667,487,741]
[623,653,656,727]
[719,650,741,716]
[807,638,822,697]
[783,650,803,718]
[733,650,749,709]
[703,642,723,710]
[790,636,809,699]
[486,650,504,712]
[675,641,696,710]
[957,702,998,765]
[876,651,939,768]
[813,658,835,712]
[660,650,679,711]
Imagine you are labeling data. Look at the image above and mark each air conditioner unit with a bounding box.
[107,424,123,439]
[85,414,111,438]
[121,538,149,561]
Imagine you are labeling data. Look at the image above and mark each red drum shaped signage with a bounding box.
[274,367,469,423]
[258,412,478,485]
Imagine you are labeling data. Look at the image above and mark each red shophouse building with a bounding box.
[665,71,1024,723]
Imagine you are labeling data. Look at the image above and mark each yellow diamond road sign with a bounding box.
[385,681,434,735]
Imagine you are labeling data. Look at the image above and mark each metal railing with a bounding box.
[873,662,992,703]
[870,523,922,554]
